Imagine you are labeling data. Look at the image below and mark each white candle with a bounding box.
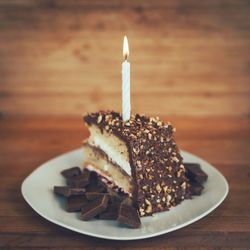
[122,36,131,121]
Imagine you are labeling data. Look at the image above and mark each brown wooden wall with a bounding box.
[0,0,249,117]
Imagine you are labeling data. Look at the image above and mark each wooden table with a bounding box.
[1,0,250,248]
[1,115,249,249]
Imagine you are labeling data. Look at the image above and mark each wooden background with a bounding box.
[1,0,249,117]
[0,0,250,249]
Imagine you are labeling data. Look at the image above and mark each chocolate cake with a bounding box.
[83,111,191,216]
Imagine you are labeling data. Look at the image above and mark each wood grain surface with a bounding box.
[0,0,250,249]
[0,0,249,116]
[0,115,250,249]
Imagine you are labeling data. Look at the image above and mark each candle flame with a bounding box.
[123,35,129,60]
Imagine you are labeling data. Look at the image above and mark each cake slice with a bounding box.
[83,111,190,216]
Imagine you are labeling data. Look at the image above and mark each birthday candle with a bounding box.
[122,36,131,121]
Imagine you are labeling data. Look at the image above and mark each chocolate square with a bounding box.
[67,169,90,188]
[117,203,141,228]
[80,194,109,221]
[185,163,208,184]
[61,167,81,178]
[54,186,86,197]
[190,182,204,196]
[65,196,88,212]
[99,202,121,220]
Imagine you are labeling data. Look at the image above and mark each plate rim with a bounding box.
[21,148,229,241]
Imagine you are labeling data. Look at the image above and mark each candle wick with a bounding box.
[124,54,128,61]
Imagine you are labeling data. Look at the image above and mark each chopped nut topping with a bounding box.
[136,160,142,168]
[181,182,187,190]
[172,156,179,162]
[177,170,182,177]
[145,205,152,213]
[167,194,172,202]
[157,121,162,126]
[180,164,185,170]
[139,208,145,216]
[148,174,154,180]
[156,184,162,193]
[97,115,102,124]
[157,204,162,209]
[125,121,130,126]
[163,186,170,193]
[133,148,139,155]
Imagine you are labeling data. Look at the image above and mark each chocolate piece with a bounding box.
[117,203,141,228]
[86,178,107,193]
[54,186,86,197]
[67,169,90,188]
[80,194,109,220]
[107,188,126,204]
[190,182,204,196]
[185,163,208,184]
[65,196,88,212]
[99,202,120,220]
[84,171,108,193]
[89,170,98,183]
[61,167,81,178]
[86,192,109,201]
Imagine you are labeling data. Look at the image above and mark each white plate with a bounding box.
[22,148,229,240]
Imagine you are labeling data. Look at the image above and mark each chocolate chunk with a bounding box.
[86,177,107,193]
[185,163,208,184]
[99,202,120,220]
[67,169,90,187]
[117,203,141,229]
[89,171,98,183]
[85,192,109,201]
[65,196,88,212]
[80,194,109,221]
[107,188,126,203]
[190,182,204,196]
[61,167,81,178]
[84,171,107,193]
[54,186,86,197]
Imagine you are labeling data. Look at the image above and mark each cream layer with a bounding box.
[87,124,131,176]
[82,143,133,194]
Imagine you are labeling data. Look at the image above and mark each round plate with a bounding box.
[21,148,229,240]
